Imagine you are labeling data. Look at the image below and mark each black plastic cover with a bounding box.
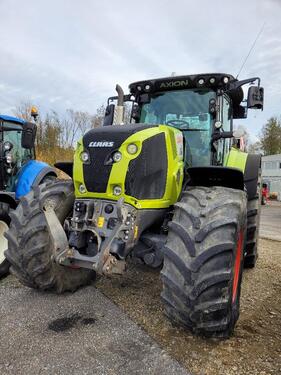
[187,166,244,190]
[125,133,168,199]
[82,124,156,193]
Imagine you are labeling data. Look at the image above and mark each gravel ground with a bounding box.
[96,238,281,375]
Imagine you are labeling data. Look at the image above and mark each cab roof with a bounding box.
[0,114,25,125]
[129,73,237,93]
[129,73,244,110]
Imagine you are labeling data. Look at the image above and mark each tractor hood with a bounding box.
[73,123,184,209]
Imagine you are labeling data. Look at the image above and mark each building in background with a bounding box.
[262,154,281,201]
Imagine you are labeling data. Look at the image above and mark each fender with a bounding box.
[54,161,73,178]
[225,148,261,200]
[15,160,57,199]
[244,154,261,200]
[186,166,245,190]
[0,192,17,209]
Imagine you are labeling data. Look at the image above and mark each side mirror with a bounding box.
[22,122,37,149]
[247,86,264,110]
[103,104,115,126]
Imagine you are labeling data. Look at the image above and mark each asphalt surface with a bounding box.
[260,201,281,241]
[0,284,189,375]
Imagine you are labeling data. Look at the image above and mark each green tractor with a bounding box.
[5,73,263,337]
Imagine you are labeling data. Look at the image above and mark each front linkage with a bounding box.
[45,198,138,275]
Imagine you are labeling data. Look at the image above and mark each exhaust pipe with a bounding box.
[113,84,124,125]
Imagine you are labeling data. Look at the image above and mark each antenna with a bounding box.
[236,22,266,79]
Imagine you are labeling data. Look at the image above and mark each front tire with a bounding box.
[5,180,95,293]
[161,186,247,338]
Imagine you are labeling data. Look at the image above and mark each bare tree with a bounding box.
[91,104,105,128]
[11,100,109,164]
[234,124,250,150]
[61,110,94,147]
[13,100,38,122]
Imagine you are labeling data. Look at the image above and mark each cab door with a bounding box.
[216,94,232,165]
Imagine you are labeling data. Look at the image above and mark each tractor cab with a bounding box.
[0,114,37,191]
[104,73,264,169]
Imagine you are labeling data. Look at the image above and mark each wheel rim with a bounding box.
[232,230,244,303]
[0,220,9,264]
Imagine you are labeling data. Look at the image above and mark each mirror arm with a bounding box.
[226,77,260,92]
[107,94,134,105]
[211,131,233,142]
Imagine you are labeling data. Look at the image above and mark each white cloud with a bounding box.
[0,0,280,140]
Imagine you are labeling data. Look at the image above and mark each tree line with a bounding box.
[14,102,105,165]
[248,117,281,155]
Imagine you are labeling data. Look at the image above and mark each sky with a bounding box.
[0,0,281,143]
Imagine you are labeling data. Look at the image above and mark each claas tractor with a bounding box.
[0,109,57,279]
[5,74,264,338]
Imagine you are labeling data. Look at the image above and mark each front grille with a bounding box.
[125,133,167,199]
[82,124,156,193]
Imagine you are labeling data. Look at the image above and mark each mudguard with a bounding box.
[186,166,244,191]
[244,154,261,200]
[54,161,73,178]
[15,160,57,199]
[187,149,261,200]
[225,148,261,200]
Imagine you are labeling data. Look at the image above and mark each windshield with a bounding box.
[139,89,215,166]
[1,122,33,167]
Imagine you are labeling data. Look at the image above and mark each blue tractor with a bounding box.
[0,111,57,278]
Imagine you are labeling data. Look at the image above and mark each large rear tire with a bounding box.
[5,180,95,293]
[244,177,261,268]
[161,186,247,338]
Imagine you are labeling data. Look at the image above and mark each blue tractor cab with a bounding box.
[0,113,57,277]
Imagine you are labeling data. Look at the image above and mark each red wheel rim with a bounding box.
[232,230,244,303]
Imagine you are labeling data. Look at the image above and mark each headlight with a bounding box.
[80,151,89,162]
[6,153,13,164]
[127,144,138,155]
[113,151,122,162]
[79,184,87,193]
[113,185,122,196]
